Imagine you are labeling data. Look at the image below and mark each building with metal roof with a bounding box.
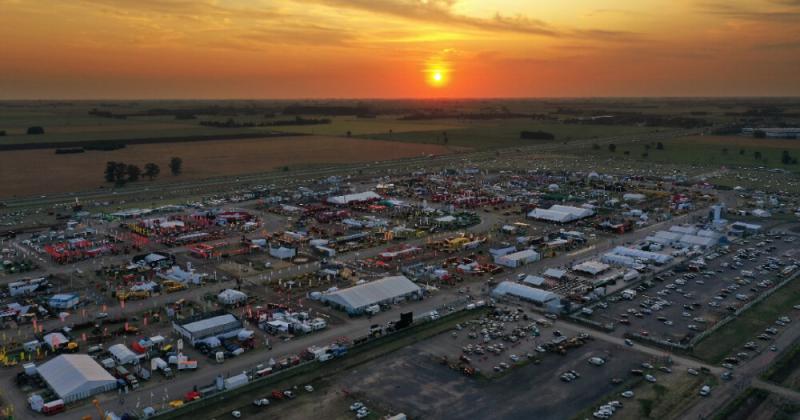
[573,261,611,276]
[321,275,422,315]
[173,312,243,345]
[491,281,562,313]
[609,246,673,265]
[36,355,117,403]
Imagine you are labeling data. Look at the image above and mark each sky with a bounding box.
[0,0,798,99]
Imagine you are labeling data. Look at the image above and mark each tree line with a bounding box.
[104,157,182,186]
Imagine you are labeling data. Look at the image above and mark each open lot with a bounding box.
[0,136,456,198]
[331,323,656,420]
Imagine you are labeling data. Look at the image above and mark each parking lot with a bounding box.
[583,233,799,348]
[331,306,658,420]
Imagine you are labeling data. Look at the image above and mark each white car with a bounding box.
[589,357,606,366]
[645,374,657,383]
[699,385,711,396]
[621,390,635,398]
[350,402,364,411]
[231,411,242,418]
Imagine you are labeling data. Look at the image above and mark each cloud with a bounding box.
[756,40,800,50]
[299,0,558,36]
[697,1,800,22]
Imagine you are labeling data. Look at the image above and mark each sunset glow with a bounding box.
[0,0,799,98]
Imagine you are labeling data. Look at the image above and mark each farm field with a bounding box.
[243,115,466,137]
[574,135,800,172]
[692,276,800,364]
[361,120,660,150]
[0,135,457,198]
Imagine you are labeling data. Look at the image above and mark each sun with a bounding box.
[426,66,449,87]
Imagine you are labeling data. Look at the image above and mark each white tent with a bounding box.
[108,343,137,365]
[218,289,248,305]
[327,191,381,205]
[37,355,117,403]
[322,275,421,314]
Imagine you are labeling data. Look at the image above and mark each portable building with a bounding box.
[48,294,79,310]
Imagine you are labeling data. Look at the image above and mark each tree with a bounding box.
[27,126,45,135]
[739,149,745,155]
[144,163,160,180]
[781,150,797,165]
[642,152,649,158]
[754,151,762,160]
[608,143,617,153]
[722,148,728,154]
[592,143,600,150]
[112,162,127,186]
[169,157,183,176]
[0,130,6,136]
[645,144,651,151]
[656,142,664,150]
[126,164,141,182]
[442,131,449,145]
[623,150,630,155]
[346,130,352,137]
[104,161,117,183]
[754,130,766,139]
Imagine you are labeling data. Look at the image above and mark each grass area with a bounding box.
[692,276,800,364]
[762,338,800,391]
[573,135,800,172]
[257,115,465,137]
[572,371,716,420]
[619,373,715,420]
[712,388,800,420]
[359,120,658,150]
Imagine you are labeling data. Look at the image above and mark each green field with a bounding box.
[692,276,800,364]
[573,135,800,172]
[359,120,658,150]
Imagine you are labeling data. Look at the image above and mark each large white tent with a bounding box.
[37,355,117,403]
[327,191,381,205]
[322,275,421,314]
[528,205,594,223]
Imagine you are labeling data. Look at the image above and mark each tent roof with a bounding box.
[37,355,116,399]
[180,314,240,334]
[492,281,558,303]
[323,275,420,310]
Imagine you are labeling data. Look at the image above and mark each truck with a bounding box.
[151,357,173,378]
[42,399,65,416]
[224,373,249,390]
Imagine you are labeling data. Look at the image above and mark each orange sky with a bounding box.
[0,0,798,98]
